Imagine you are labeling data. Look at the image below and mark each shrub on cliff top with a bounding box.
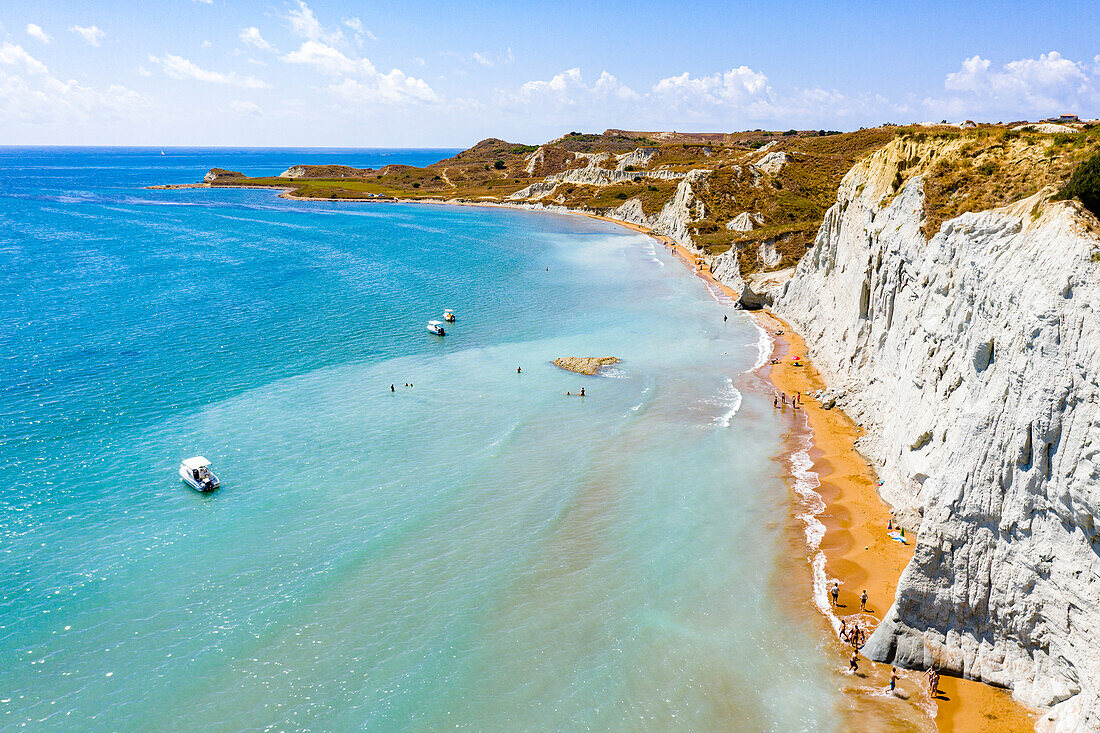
[1057,151,1100,217]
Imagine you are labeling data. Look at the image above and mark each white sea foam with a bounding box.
[706,378,743,427]
[788,423,839,633]
[750,319,771,372]
[643,240,665,267]
[703,280,737,306]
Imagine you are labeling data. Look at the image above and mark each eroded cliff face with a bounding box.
[771,139,1100,731]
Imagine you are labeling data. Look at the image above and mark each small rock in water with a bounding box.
[553,357,620,375]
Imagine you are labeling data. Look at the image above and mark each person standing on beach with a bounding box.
[890,667,898,692]
[830,582,839,606]
[781,392,787,406]
[849,652,859,673]
[774,395,779,408]
[860,590,868,612]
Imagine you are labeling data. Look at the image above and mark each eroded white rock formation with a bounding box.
[770,138,1100,731]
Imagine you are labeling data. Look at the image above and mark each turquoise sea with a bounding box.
[0,148,837,731]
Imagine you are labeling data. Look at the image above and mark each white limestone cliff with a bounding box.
[769,138,1100,731]
[726,212,764,231]
[651,170,710,249]
[508,149,686,200]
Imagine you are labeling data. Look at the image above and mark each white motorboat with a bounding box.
[443,309,455,322]
[427,320,446,336]
[179,456,219,492]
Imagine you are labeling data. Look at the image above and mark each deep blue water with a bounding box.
[0,148,837,731]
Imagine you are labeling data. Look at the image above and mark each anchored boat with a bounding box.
[179,456,219,492]
[443,309,455,322]
[427,320,446,336]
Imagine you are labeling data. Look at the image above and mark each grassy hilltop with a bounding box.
[208,123,1100,278]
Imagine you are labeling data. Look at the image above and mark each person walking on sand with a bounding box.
[860,590,868,612]
[830,582,839,606]
[781,392,787,406]
[774,394,779,408]
[890,667,898,692]
[849,652,859,673]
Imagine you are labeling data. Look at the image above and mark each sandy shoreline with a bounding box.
[172,185,1036,730]
[577,213,1036,731]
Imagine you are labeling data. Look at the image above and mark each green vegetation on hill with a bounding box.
[910,125,1100,236]
[1057,150,1100,218]
[199,122,1100,282]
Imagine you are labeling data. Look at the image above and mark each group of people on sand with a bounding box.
[831,582,869,612]
[773,391,802,409]
[839,619,867,649]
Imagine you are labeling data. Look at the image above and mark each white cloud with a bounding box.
[504,64,910,131]
[285,0,343,44]
[445,49,514,69]
[230,99,262,115]
[280,37,436,106]
[201,40,212,49]
[26,24,52,44]
[281,40,368,75]
[652,67,770,111]
[0,43,147,125]
[327,70,438,105]
[137,64,152,77]
[414,57,425,67]
[149,53,270,88]
[240,27,274,52]
[927,52,1098,119]
[518,68,638,104]
[70,25,105,47]
[343,16,376,42]
[0,42,49,75]
[194,0,214,4]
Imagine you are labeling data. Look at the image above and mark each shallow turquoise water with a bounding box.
[0,149,837,731]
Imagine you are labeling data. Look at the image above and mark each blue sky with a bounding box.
[1,0,1097,146]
